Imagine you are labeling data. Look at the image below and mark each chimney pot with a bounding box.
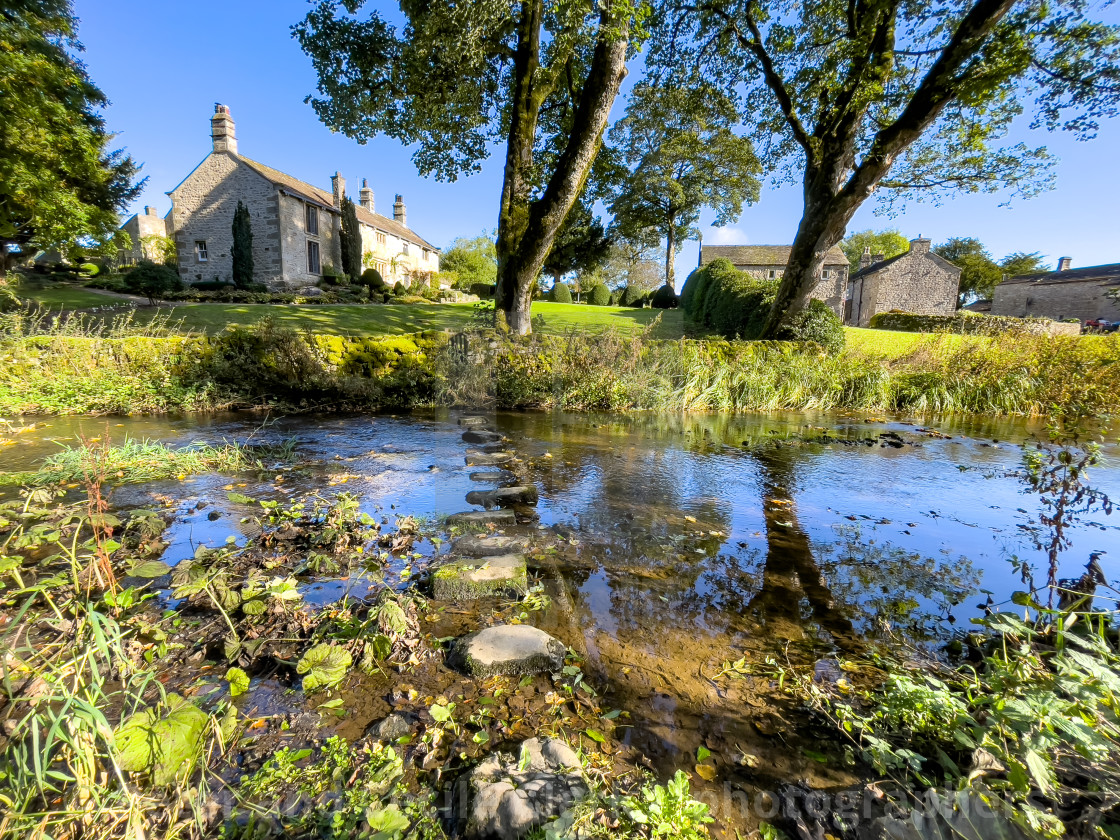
[909,236,931,254]
[859,246,872,270]
[359,178,375,214]
[331,172,345,209]
[211,104,237,155]
[145,206,158,217]
[872,253,885,264]
[393,194,406,227]
[1058,256,1072,271]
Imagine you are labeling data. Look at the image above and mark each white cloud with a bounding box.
[706,226,747,246]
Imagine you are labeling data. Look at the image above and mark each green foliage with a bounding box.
[438,234,497,289]
[340,197,362,281]
[361,267,387,292]
[620,285,646,307]
[869,311,1071,336]
[393,280,407,296]
[114,694,209,786]
[296,643,352,693]
[651,284,678,309]
[620,771,713,839]
[79,262,99,277]
[543,200,611,285]
[231,201,254,289]
[1001,251,1050,277]
[683,258,777,339]
[774,300,846,353]
[841,229,909,273]
[123,260,181,304]
[548,281,573,303]
[934,237,1003,304]
[0,0,143,274]
[587,283,611,306]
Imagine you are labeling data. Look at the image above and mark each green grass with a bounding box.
[12,279,116,310]
[136,300,685,339]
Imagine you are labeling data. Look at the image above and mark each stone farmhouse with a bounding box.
[700,244,849,316]
[992,258,1120,322]
[118,205,173,265]
[121,105,439,289]
[845,237,960,327]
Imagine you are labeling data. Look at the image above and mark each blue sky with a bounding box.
[77,0,1120,286]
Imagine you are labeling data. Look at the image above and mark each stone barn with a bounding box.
[992,258,1120,322]
[700,244,849,317]
[845,237,960,327]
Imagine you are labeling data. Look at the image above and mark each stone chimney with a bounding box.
[1057,256,1072,271]
[360,179,374,213]
[211,105,237,155]
[144,206,158,217]
[331,172,345,209]
[859,246,872,270]
[909,236,931,254]
[393,194,406,226]
[872,253,885,264]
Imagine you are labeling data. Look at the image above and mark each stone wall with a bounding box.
[359,223,440,283]
[119,209,169,265]
[733,263,848,317]
[278,193,341,288]
[992,279,1120,322]
[848,249,958,327]
[170,154,283,285]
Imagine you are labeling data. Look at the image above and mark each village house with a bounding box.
[125,105,439,288]
[117,205,173,265]
[992,258,1120,322]
[700,244,850,316]
[844,236,960,326]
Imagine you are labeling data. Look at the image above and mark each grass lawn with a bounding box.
[12,279,118,310]
[145,300,687,339]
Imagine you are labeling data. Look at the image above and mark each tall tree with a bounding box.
[0,0,142,278]
[1000,251,1049,277]
[658,0,1120,336]
[934,237,1002,304]
[840,229,909,273]
[608,81,760,289]
[441,233,498,289]
[294,0,646,335]
[231,200,254,288]
[340,196,362,281]
[542,199,611,287]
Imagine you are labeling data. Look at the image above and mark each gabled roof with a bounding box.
[999,263,1120,287]
[239,156,339,210]
[354,204,439,252]
[701,244,848,268]
[850,248,960,281]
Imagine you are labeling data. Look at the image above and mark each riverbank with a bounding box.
[2,313,1118,417]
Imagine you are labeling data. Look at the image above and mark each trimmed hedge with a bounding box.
[620,285,646,307]
[869,311,1080,337]
[587,283,610,306]
[774,299,845,353]
[651,285,678,309]
[361,268,387,291]
[548,282,572,303]
[470,282,496,300]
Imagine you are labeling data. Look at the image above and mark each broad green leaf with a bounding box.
[364,803,410,839]
[429,702,453,723]
[241,597,267,616]
[129,560,171,578]
[377,600,409,636]
[114,694,208,786]
[297,643,352,693]
[368,634,393,661]
[584,728,606,743]
[227,492,256,505]
[697,746,711,762]
[1023,749,1055,794]
[225,667,250,697]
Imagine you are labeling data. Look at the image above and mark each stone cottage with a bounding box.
[992,258,1120,322]
[130,105,439,288]
[700,244,849,316]
[844,237,960,326]
[118,205,172,265]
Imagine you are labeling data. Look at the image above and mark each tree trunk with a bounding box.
[664,221,676,289]
[493,2,630,335]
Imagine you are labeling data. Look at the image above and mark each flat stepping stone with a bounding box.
[455,534,528,557]
[431,554,527,600]
[448,509,517,527]
[450,625,565,678]
[465,449,515,466]
[466,485,539,509]
[459,416,490,427]
[468,470,518,484]
[462,430,504,444]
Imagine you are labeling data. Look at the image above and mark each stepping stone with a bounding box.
[459,416,489,427]
[469,470,518,484]
[448,509,517,527]
[449,625,566,678]
[466,486,539,510]
[466,449,515,466]
[474,442,510,454]
[463,430,504,445]
[431,554,527,600]
[455,534,529,557]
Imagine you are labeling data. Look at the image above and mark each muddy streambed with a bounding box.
[4,409,1119,835]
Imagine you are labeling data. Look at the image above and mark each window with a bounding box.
[305,204,319,235]
[307,241,321,275]
[376,231,387,245]
[822,269,831,279]
[767,269,777,279]
[423,248,431,262]
[195,241,208,262]
[402,242,410,257]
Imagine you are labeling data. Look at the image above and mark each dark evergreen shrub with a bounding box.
[587,283,610,306]
[124,260,182,304]
[775,299,846,352]
[361,268,387,291]
[548,282,572,303]
[393,281,407,295]
[470,282,495,299]
[651,284,678,309]
[231,200,254,289]
[621,285,646,307]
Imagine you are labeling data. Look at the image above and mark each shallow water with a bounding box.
[4,408,1118,824]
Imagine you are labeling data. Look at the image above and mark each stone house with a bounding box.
[992,258,1120,322]
[700,244,849,316]
[118,206,172,265]
[131,105,438,288]
[845,237,960,327]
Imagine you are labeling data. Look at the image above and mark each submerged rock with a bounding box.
[466,449,516,466]
[450,625,565,678]
[465,737,586,840]
[459,416,490,427]
[366,712,412,743]
[463,430,504,445]
[431,554,527,601]
[468,470,519,485]
[465,485,539,510]
[448,510,517,527]
[455,534,529,557]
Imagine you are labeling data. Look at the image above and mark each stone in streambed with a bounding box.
[463,430,504,444]
[454,534,529,557]
[466,449,516,466]
[465,486,539,510]
[447,509,516,527]
[365,712,412,743]
[459,416,490,427]
[469,470,518,484]
[450,625,565,679]
[431,554,527,601]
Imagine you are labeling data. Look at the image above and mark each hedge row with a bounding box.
[869,311,1081,336]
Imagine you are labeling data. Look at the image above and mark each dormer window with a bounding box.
[306,204,319,236]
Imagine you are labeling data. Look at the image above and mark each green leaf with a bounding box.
[584,728,606,743]
[225,667,250,697]
[227,492,256,505]
[429,702,453,723]
[296,643,352,693]
[377,600,409,636]
[697,746,711,762]
[240,597,267,616]
[1023,749,1055,794]
[114,694,209,786]
[368,634,393,661]
[364,803,410,839]
[128,560,171,578]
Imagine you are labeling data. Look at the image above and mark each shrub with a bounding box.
[651,285,678,309]
[868,311,1075,336]
[470,282,496,300]
[679,266,703,314]
[775,299,846,352]
[79,262,100,277]
[124,261,181,304]
[548,282,572,303]
[191,280,234,292]
[360,268,387,292]
[393,281,407,296]
[696,260,747,329]
[587,283,610,306]
[709,274,776,339]
[609,287,623,306]
[621,285,647,307]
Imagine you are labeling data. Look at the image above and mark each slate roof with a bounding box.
[239,156,439,252]
[701,244,848,268]
[998,263,1120,287]
[849,247,960,281]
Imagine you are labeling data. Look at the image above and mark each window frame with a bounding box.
[305,204,319,236]
[195,240,208,262]
[307,240,321,275]
[376,231,387,245]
